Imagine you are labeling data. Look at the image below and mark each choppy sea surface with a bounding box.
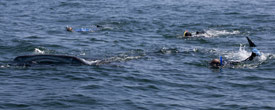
[1,0,275,109]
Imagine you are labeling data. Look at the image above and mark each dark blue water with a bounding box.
[1,0,275,109]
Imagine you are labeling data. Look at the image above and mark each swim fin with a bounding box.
[246,37,256,47]
[243,37,261,62]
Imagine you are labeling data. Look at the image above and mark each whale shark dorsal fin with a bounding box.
[246,37,256,47]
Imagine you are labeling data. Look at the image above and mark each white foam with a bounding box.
[108,56,142,62]
[82,55,142,65]
[223,44,269,68]
[80,52,86,56]
[34,48,45,54]
[224,44,250,61]
[82,59,101,65]
[197,29,240,38]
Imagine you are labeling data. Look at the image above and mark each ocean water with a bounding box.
[1,0,275,109]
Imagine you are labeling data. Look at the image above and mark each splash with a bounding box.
[34,48,45,54]
[178,29,240,38]
[223,44,268,68]
[197,29,240,38]
[0,64,10,68]
[82,55,142,65]
[81,59,101,65]
[105,55,142,63]
[224,44,250,61]
[158,47,179,54]
[80,52,86,56]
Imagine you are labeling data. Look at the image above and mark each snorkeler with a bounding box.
[183,30,205,37]
[210,37,261,68]
[66,26,93,32]
[66,26,73,32]
[66,25,102,32]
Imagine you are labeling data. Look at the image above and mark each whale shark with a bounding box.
[14,54,92,65]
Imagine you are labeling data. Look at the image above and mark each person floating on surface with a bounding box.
[66,25,102,32]
[183,30,205,37]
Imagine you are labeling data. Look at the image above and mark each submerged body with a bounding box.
[13,54,140,66]
[14,54,91,65]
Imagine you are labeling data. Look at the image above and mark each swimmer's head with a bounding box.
[66,27,73,32]
[96,25,102,28]
[210,59,221,68]
[184,30,192,37]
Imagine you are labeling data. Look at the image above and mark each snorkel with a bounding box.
[220,56,223,66]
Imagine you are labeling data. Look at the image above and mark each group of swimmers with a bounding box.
[12,26,262,69]
[183,30,262,68]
